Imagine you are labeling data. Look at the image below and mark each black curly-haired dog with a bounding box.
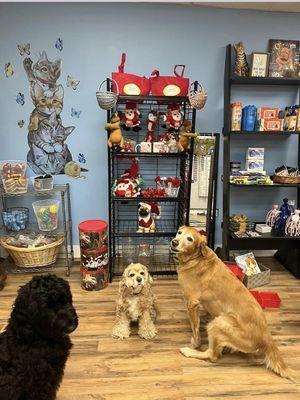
[0,274,78,400]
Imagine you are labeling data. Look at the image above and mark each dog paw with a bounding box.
[191,336,201,349]
[138,326,157,340]
[180,347,194,358]
[111,326,130,340]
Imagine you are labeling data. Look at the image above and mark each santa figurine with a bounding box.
[162,104,183,132]
[121,102,141,132]
[137,202,160,233]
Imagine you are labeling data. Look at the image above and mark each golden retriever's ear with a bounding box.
[198,236,208,258]
[148,272,153,284]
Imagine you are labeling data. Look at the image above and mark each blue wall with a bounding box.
[0,3,299,246]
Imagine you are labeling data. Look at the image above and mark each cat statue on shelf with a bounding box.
[233,42,250,77]
[28,82,64,131]
[27,112,75,175]
[23,51,62,94]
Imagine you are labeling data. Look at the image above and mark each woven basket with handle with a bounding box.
[96,78,119,110]
[188,82,207,110]
[273,175,300,185]
[0,234,64,268]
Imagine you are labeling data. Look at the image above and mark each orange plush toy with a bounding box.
[105,114,125,152]
[178,120,197,152]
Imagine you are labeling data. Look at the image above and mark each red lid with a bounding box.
[79,220,108,232]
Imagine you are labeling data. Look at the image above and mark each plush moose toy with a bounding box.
[137,202,160,233]
[178,120,197,152]
[105,114,125,152]
[162,104,183,132]
[121,102,141,132]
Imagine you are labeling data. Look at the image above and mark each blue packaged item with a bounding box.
[242,105,257,131]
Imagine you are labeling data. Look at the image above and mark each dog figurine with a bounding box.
[112,263,158,340]
[137,202,160,233]
[0,274,78,400]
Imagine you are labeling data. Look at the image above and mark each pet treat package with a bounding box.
[150,65,189,96]
[235,252,261,277]
[79,220,109,291]
[112,53,150,96]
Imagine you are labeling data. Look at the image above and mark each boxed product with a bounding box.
[257,107,280,120]
[246,159,264,171]
[235,252,261,277]
[255,224,272,234]
[247,148,264,160]
[258,118,284,131]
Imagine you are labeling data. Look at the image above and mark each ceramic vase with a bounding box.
[285,210,300,237]
[273,198,295,236]
[266,205,280,228]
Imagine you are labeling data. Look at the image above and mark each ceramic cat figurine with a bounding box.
[28,82,64,131]
[27,112,75,175]
[23,51,62,93]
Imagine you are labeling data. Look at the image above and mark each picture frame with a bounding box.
[268,39,300,78]
[250,52,269,77]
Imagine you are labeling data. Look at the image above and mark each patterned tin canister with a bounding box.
[79,220,108,291]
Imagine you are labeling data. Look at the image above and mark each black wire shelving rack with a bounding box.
[106,83,199,279]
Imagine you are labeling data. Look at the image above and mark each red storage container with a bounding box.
[79,220,109,291]
[250,291,281,309]
[112,53,150,96]
[150,65,189,97]
[224,261,245,281]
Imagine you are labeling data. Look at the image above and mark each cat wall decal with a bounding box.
[23,50,75,175]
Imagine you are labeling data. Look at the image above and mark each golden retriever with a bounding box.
[170,226,296,381]
[112,263,158,340]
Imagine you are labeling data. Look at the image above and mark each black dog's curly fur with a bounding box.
[0,274,78,400]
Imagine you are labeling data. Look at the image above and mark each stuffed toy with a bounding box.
[121,102,141,132]
[105,114,125,152]
[178,120,197,152]
[137,202,160,233]
[162,104,183,132]
[113,159,143,198]
[144,111,158,142]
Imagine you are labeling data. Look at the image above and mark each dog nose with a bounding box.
[136,276,142,283]
[172,239,179,247]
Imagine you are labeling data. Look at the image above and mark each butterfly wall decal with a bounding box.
[78,153,86,164]
[17,120,25,128]
[16,93,25,106]
[5,63,14,78]
[17,43,30,56]
[55,38,63,52]
[66,75,80,90]
[71,107,82,118]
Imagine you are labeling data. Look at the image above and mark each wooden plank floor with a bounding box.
[0,261,300,399]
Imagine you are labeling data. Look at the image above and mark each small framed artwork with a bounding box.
[250,52,269,77]
[268,39,300,78]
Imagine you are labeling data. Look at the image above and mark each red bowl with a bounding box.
[250,291,281,309]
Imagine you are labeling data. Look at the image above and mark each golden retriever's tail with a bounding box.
[264,341,297,382]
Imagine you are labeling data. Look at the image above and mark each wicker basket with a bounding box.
[96,79,119,110]
[243,264,271,289]
[272,174,300,185]
[0,234,64,268]
[188,82,207,110]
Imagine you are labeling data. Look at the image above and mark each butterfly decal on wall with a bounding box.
[17,120,25,128]
[16,93,25,106]
[66,75,80,90]
[71,107,82,118]
[5,63,14,78]
[17,43,30,56]
[55,38,63,52]
[78,153,86,164]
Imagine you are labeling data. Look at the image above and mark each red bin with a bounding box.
[79,220,109,291]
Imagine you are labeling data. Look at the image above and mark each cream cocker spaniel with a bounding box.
[112,263,158,340]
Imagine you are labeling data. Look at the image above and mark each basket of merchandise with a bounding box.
[0,233,64,268]
[235,252,271,289]
[272,165,300,185]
